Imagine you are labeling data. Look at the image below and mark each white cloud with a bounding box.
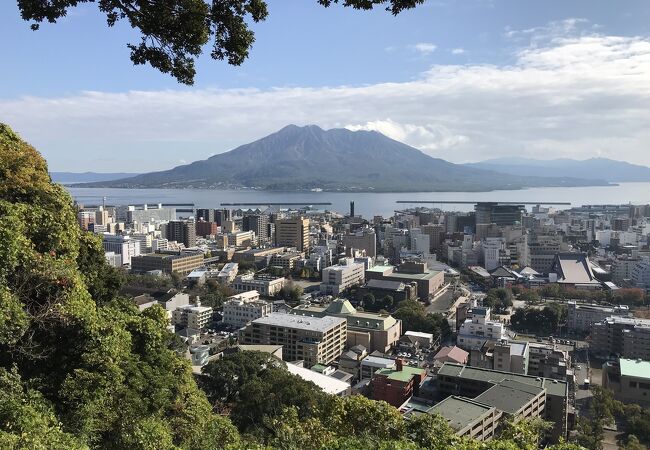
[451,48,465,55]
[411,42,437,55]
[3,27,650,170]
[345,120,468,154]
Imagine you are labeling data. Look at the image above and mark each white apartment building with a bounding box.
[102,233,141,265]
[222,291,272,328]
[567,301,631,332]
[152,238,169,252]
[217,262,239,284]
[130,233,152,254]
[320,257,365,295]
[172,303,213,330]
[457,307,508,351]
[483,237,509,271]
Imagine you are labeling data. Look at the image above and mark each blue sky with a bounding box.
[2,0,650,171]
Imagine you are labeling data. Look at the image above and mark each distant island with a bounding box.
[76,125,612,192]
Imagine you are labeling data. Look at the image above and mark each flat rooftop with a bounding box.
[375,365,425,383]
[474,379,544,415]
[620,358,650,380]
[438,363,568,398]
[251,313,345,333]
[428,396,495,431]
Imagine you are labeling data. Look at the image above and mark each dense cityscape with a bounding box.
[71,195,650,448]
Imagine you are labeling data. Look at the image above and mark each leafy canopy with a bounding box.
[17,0,424,84]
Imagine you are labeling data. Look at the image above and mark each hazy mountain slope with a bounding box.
[51,172,140,183]
[82,125,609,192]
[466,157,650,182]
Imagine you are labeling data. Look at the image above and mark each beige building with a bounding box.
[365,261,444,300]
[172,303,213,330]
[320,258,366,295]
[232,274,286,297]
[275,217,310,251]
[291,299,402,353]
[269,251,304,271]
[238,313,347,367]
[131,252,204,275]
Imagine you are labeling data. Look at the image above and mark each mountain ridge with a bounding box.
[466,157,650,182]
[79,125,611,192]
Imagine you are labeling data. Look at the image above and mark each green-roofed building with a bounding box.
[425,396,501,441]
[603,358,650,407]
[436,362,569,443]
[291,298,402,352]
[370,359,426,407]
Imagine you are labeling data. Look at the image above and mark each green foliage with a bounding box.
[189,279,234,308]
[393,299,450,338]
[17,0,422,84]
[201,351,326,434]
[277,282,304,303]
[511,303,566,335]
[0,124,239,449]
[76,232,126,305]
[484,288,513,313]
[519,288,541,303]
[539,284,646,306]
[405,412,459,449]
[0,367,86,449]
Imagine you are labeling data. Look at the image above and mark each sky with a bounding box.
[1,0,650,172]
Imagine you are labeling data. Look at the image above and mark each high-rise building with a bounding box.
[165,220,197,247]
[195,208,215,223]
[421,224,446,252]
[528,235,562,274]
[342,227,376,257]
[243,214,270,244]
[475,203,525,227]
[274,217,310,251]
[195,221,218,237]
[215,209,232,226]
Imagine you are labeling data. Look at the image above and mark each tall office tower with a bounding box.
[421,224,446,252]
[350,201,355,218]
[196,208,215,223]
[274,217,310,251]
[165,220,197,248]
[215,209,232,226]
[475,203,525,227]
[243,214,270,244]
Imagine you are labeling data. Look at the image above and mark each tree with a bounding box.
[16,0,424,85]
[393,300,450,339]
[405,412,459,450]
[362,293,376,310]
[0,124,240,449]
[200,351,326,434]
